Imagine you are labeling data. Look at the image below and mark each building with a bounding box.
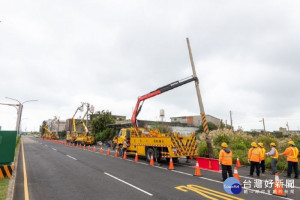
[170,114,221,127]
[279,127,300,136]
[47,119,66,133]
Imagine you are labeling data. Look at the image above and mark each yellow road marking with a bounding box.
[22,138,29,200]
[175,184,244,200]
[176,186,218,200]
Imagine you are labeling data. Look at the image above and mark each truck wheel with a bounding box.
[146,148,155,162]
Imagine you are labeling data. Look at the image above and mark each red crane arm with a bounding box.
[131,76,197,131]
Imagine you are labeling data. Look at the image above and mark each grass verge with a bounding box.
[0,178,9,200]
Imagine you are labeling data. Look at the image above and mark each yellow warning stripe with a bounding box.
[0,165,14,178]
[201,113,209,134]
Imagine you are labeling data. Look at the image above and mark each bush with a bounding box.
[197,142,209,157]
[232,143,247,150]
[257,136,277,151]
[277,161,287,171]
[213,134,231,147]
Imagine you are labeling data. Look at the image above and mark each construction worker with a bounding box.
[219,142,233,181]
[280,141,299,179]
[112,136,118,150]
[248,142,261,177]
[265,142,278,175]
[258,142,266,174]
[122,139,130,155]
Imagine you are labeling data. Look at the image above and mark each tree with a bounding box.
[90,110,115,134]
[40,121,47,135]
[95,128,115,142]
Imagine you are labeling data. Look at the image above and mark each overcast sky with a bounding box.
[1,0,300,132]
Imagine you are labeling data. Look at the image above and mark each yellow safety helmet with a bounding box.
[288,141,295,146]
[270,142,276,147]
[258,142,263,147]
[221,142,228,148]
[251,142,257,147]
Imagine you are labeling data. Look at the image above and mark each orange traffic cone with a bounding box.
[115,150,119,157]
[83,144,86,150]
[73,143,75,148]
[194,162,201,176]
[169,158,174,170]
[88,145,91,151]
[79,144,82,149]
[236,158,241,167]
[107,149,110,156]
[273,173,286,196]
[135,152,138,162]
[233,167,241,184]
[123,151,127,159]
[150,155,154,166]
[93,146,96,152]
[100,147,103,154]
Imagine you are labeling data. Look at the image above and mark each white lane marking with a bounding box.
[66,155,77,160]
[154,166,167,170]
[198,177,293,200]
[51,148,57,151]
[137,162,148,165]
[172,170,193,176]
[104,172,153,196]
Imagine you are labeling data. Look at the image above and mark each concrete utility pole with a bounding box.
[5,97,38,134]
[186,38,213,158]
[230,110,233,131]
[262,118,266,133]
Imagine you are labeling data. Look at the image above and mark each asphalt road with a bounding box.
[14,136,299,200]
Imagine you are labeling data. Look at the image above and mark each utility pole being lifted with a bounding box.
[186,38,213,158]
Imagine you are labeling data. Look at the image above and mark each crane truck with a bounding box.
[75,103,95,145]
[66,104,83,143]
[115,76,198,162]
[43,125,59,140]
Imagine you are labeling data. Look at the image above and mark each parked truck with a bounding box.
[115,76,198,161]
[66,104,84,143]
[43,125,59,140]
[75,103,94,145]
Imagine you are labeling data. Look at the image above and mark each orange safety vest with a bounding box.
[271,148,278,159]
[219,149,232,166]
[260,147,266,160]
[248,147,261,162]
[282,147,299,162]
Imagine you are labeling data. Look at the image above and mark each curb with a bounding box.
[6,136,21,200]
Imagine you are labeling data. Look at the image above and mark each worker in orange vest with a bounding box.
[248,142,261,177]
[258,142,266,174]
[219,142,233,181]
[280,141,299,179]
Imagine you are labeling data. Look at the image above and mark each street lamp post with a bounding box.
[5,97,38,134]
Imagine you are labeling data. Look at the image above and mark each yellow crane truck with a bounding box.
[43,125,59,140]
[66,104,84,143]
[116,76,198,161]
[116,127,197,162]
[75,103,94,145]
